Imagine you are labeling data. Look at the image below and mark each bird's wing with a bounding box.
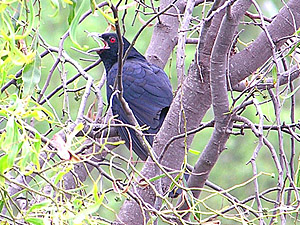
[106,59,172,159]
[121,60,173,131]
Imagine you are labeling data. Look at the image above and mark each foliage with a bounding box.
[0,0,300,224]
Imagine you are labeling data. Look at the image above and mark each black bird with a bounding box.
[89,33,173,160]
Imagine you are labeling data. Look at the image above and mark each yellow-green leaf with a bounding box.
[27,201,51,214]
[15,0,34,40]
[98,8,117,24]
[22,52,41,97]
[1,117,21,168]
[69,0,87,49]
[49,0,60,17]
[0,155,9,186]
[73,201,102,224]
[24,217,45,225]
[68,1,77,24]
[188,148,200,155]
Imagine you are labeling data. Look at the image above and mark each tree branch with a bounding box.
[177,0,252,219]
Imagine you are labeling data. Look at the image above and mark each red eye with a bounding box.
[109,37,116,43]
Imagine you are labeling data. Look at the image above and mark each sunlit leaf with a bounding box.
[106,140,125,146]
[73,197,103,224]
[24,104,55,122]
[90,0,96,13]
[68,1,77,24]
[271,65,277,84]
[22,110,46,121]
[27,201,51,214]
[188,148,200,155]
[74,122,84,133]
[148,173,167,183]
[19,139,32,173]
[0,155,8,186]
[66,122,84,147]
[93,182,104,202]
[73,199,83,211]
[0,69,7,88]
[24,217,45,225]
[64,0,74,4]
[0,4,8,13]
[287,41,300,56]
[15,0,34,40]
[2,117,21,168]
[32,133,41,170]
[49,0,60,17]
[69,0,87,49]
[281,84,300,100]
[22,52,41,96]
[54,166,72,185]
[296,164,300,187]
[98,8,117,24]
[0,197,4,212]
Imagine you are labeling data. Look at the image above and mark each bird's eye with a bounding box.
[109,37,116,43]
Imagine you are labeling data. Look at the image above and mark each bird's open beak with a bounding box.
[87,32,110,53]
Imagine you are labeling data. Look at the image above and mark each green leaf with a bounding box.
[74,122,84,133]
[67,122,84,146]
[72,189,105,223]
[22,52,41,97]
[73,201,102,224]
[0,197,4,212]
[73,199,83,210]
[54,165,72,185]
[188,148,200,155]
[90,0,96,13]
[148,173,167,183]
[287,41,300,56]
[282,84,300,100]
[92,183,105,203]
[54,171,66,185]
[0,155,9,186]
[25,217,45,225]
[168,173,182,192]
[98,8,117,24]
[27,201,51,214]
[68,1,77,24]
[106,140,125,146]
[1,117,21,168]
[272,66,277,84]
[22,103,55,122]
[32,133,41,170]
[19,139,32,173]
[0,69,7,88]
[69,0,87,49]
[15,0,35,40]
[296,163,300,187]
[49,0,60,17]
[0,4,8,13]
[50,0,59,17]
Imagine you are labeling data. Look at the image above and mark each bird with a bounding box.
[88,32,173,160]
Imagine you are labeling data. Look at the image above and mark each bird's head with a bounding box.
[88,33,122,56]
[88,32,145,71]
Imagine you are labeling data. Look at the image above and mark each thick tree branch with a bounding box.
[177,0,252,218]
[230,0,300,88]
